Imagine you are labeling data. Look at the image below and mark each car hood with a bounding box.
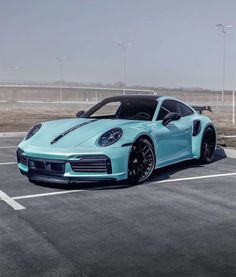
[27,118,146,148]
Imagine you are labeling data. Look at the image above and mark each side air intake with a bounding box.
[192,120,201,136]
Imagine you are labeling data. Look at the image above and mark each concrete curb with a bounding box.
[215,147,236,159]
[0,132,26,138]
[219,135,236,138]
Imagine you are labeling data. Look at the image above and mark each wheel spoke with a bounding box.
[202,127,216,162]
[204,148,210,159]
[128,140,155,183]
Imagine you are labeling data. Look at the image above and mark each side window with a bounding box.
[178,102,193,117]
[156,100,179,120]
[163,100,179,113]
[157,107,169,120]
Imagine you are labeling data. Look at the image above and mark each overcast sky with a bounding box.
[0,0,236,89]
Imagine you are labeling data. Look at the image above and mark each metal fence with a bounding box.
[0,81,235,131]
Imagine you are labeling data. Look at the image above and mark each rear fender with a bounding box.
[192,115,216,159]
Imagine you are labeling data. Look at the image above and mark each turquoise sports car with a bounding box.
[17,95,216,185]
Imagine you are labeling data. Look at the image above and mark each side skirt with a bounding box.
[155,156,195,170]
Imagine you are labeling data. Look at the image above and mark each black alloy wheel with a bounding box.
[200,126,216,163]
[128,138,155,184]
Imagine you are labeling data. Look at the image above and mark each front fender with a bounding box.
[78,122,155,149]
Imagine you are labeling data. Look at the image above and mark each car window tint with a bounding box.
[163,100,179,113]
[156,100,178,120]
[119,99,157,120]
[178,102,193,117]
[157,107,169,120]
[84,98,158,120]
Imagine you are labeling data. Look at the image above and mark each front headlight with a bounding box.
[25,124,42,140]
[98,128,123,147]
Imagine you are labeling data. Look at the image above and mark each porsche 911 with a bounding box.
[17,95,216,184]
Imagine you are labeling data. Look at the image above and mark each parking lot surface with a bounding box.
[0,137,236,277]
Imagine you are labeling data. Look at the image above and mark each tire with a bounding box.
[200,126,216,163]
[128,138,155,184]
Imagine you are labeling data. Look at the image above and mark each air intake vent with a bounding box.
[193,120,202,136]
[70,155,112,174]
[17,148,28,166]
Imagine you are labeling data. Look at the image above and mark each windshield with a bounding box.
[83,98,158,121]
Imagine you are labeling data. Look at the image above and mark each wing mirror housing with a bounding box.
[162,112,181,126]
[76,110,85,118]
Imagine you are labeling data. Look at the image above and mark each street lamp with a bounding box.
[10,66,20,85]
[216,23,232,102]
[117,43,132,95]
[56,56,67,102]
[10,66,20,103]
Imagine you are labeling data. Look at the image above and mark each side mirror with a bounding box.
[76,110,85,118]
[162,112,181,126]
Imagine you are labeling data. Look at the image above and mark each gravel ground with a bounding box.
[1,104,236,148]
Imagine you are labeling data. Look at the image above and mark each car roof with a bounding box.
[103,94,160,102]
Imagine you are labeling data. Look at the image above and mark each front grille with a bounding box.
[28,159,65,175]
[17,148,28,166]
[70,155,112,174]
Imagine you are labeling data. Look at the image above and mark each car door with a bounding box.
[155,100,193,167]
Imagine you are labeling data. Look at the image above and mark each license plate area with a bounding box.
[28,159,65,175]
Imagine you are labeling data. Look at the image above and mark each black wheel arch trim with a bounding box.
[132,134,156,166]
[121,142,133,147]
[201,124,217,148]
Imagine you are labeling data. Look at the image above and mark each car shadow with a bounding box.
[147,154,225,184]
[33,155,225,191]
[33,178,131,191]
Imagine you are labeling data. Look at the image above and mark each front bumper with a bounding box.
[17,146,129,184]
[20,170,117,184]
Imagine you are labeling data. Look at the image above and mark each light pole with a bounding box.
[216,23,232,102]
[10,66,20,102]
[10,65,20,85]
[117,43,131,95]
[56,56,67,102]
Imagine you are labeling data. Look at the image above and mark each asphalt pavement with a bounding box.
[0,137,236,277]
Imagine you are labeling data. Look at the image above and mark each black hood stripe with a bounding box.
[51,119,99,144]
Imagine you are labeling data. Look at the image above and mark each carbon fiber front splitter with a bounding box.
[20,170,116,185]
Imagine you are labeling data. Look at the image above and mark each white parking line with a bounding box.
[0,146,17,149]
[1,172,236,211]
[0,189,84,211]
[0,162,17,165]
[152,172,236,184]
[0,190,25,210]
[13,190,84,200]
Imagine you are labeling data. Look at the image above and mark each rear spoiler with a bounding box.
[192,105,212,114]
